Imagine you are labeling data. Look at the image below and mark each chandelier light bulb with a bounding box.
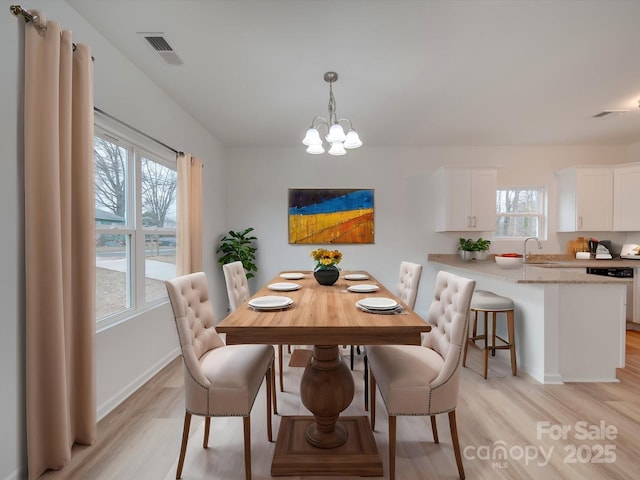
[328,142,347,156]
[306,143,325,154]
[326,124,346,143]
[344,130,362,149]
[302,128,322,146]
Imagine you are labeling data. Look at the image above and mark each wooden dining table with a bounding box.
[216,270,431,477]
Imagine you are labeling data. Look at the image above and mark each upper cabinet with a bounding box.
[435,167,497,232]
[613,163,640,231]
[556,166,613,232]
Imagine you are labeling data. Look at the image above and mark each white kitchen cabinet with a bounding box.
[613,163,640,231]
[556,166,613,232]
[435,167,497,232]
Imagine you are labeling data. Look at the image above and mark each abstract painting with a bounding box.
[288,188,374,244]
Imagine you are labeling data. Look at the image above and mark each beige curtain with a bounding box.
[176,153,203,274]
[23,11,96,479]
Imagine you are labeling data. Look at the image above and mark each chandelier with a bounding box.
[302,71,363,155]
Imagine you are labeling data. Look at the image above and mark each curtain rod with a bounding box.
[11,4,95,60]
[94,108,183,156]
[9,4,36,22]
[11,6,184,158]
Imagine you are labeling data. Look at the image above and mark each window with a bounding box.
[94,116,177,325]
[495,188,546,238]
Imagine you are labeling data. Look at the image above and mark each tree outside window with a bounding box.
[495,188,545,238]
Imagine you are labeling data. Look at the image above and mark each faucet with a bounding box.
[523,237,543,263]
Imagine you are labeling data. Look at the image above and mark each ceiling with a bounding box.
[66,0,640,149]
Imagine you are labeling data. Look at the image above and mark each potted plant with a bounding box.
[473,237,491,261]
[216,227,258,279]
[457,238,475,261]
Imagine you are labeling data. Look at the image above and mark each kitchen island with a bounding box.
[428,254,636,384]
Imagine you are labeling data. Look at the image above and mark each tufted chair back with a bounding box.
[223,261,251,311]
[395,261,423,309]
[421,270,475,413]
[165,272,225,411]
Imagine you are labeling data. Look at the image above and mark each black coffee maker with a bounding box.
[590,239,613,259]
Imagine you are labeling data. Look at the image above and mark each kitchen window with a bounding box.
[94,114,177,326]
[495,187,546,239]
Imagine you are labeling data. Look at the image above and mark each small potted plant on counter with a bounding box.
[473,237,491,261]
[458,238,475,261]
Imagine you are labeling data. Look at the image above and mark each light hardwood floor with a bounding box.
[41,333,640,480]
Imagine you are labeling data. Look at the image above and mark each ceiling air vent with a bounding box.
[139,32,183,66]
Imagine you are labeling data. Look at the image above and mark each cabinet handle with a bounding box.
[467,216,471,227]
[472,216,477,227]
[578,216,583,229]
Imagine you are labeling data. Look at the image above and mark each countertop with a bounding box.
[427,254,637,284]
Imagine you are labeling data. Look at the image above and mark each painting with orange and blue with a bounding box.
[288,189,374,244]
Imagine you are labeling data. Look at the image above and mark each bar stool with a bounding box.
[463,290,517,379]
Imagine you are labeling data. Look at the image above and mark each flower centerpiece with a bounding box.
[311,248,342,285]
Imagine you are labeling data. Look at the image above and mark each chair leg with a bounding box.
[271,358,278,415]
[203,416,210,448]
[369,372,376,431]
[483,344,489,379]
[463,310,476,367]
[430,415,439,443]
[243,416,251,480]
[491,312,497,356]
[176,412,191,479]
[350,345,355,370]
[363,354,369,411]
[482,312,489,379]
[278,345,284,392]
[266,366,273,442]
[448,410,465,480]
[388,415,397,480]
[507,309,517,376]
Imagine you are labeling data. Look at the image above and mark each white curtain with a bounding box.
[23,10,96,478]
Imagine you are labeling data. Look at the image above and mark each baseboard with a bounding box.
[97,347,180,421]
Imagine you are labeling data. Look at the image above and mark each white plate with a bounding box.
[344,273,370,280]
[356,297,399,310]
[268,282,301,291]
[280,272,305,280]
[347,284,380,293]
[248,296,293,310]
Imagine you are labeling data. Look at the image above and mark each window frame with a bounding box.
[494,186,547,240]
[94,113,177,330]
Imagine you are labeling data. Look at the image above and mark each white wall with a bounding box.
[226,145,629,317]
[1,1,227,478]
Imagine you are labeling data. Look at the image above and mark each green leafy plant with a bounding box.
[458,238,475,252]
[474,238,491,252]
[216,227,258,279]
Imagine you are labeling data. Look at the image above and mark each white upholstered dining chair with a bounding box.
[367,270,476,480]
[358,261,423,410]
[223,260,286,392]
[165,272,276,480]
[222,260,251,311]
